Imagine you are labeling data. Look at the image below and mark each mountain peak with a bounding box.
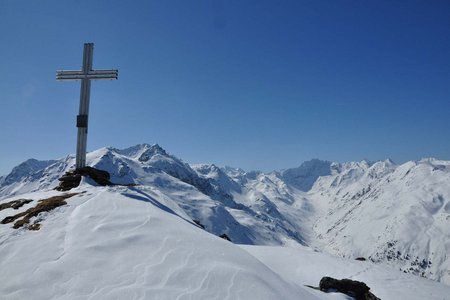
[3,158,57,186]
[281,159,332,191]
[384,158,395,165]
[110,143,169,162]
[138,144,168,162]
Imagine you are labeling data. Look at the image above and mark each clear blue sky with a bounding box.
[1,0,449,175]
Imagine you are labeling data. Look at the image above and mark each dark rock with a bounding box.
[355,257,367,261]
[55,167,112,191]
[304,284,320,291]
[1,193,78,230]
[28,223,41,231]
[74,167,111,186]
[55,176,81,191]
[219,233,231,241]
[58,174,82,182]
[0,199,33,211]
[1,215,18,224]
[319,277,380,300]
[193,219,205,229]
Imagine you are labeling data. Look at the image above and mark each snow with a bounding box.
[1,143,450,298]
[280,159,332,191]
[0,184,317,299]
[241,245,450,300]
[309,157,450,284]
[1,182,449,299]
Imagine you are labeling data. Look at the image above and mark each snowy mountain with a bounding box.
[1,143,450,299]
[309,158,450,284]
[280,159,332,191]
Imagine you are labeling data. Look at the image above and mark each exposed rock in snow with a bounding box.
[318,276,379,300]
[55,167,113,191]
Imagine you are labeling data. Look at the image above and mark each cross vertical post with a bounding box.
[76,43,93,169]
[56,43,118,169]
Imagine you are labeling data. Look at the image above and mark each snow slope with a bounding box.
[309,159,450,284]
[0,183,317,299]
[242,245,450,300]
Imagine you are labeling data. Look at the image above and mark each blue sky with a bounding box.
[1,0,449,175]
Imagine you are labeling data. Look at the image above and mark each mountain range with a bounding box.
[1,143,449,299]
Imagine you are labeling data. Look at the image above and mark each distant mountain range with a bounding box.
[1,143,449,285]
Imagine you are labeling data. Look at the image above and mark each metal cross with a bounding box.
[56,43,118,169]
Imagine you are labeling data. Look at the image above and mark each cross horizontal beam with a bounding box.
[56,69,118,80]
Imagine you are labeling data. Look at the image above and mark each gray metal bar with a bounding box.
[57,70,118,80]
[57,73,118,77]
[88,69,119,74]
[56,70,85,75]
[57,69,118,75]
[57,75,118,80]
[75,43,94,169]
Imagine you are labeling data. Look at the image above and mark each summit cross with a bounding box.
[56,43,118,169]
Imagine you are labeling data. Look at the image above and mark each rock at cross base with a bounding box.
[74,167,111,186]
[319,276,380,300]
[55,167,112,191]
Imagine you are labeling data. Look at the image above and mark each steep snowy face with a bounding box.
[2,158,57,186]
[32,145,208,196]
[222,166,262,185]
[231,172,315,245]
[308,159,397,202]
[310,159,450,284]
[281,159,332,191]
[113,143,164,159]
[89,144,192,182]
[0,157,72,199]
[191,164,242,193]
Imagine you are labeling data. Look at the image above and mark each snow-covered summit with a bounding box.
[113,143,166,159]
[191,163,242,193]
[2,158,57,186]
[280,159,332,191]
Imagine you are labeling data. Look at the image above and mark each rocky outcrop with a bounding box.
[55,167,112,191]
[319,277,380,300]
[219,233,231,241]
[1,193,78,230]
[0,199,33,211]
